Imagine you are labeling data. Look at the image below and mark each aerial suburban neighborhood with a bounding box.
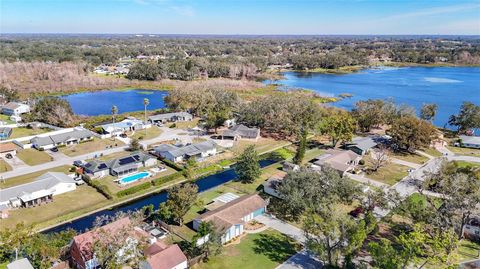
[1,1,480,269]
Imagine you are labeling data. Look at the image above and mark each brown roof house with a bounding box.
[140,241,188,269]
[193,194,267,243]
[311,149,361,176]
[221,124,260,141]
[0,142,17,157]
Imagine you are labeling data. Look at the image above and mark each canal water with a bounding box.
[45,159,277,233]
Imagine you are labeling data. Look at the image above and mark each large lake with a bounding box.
[61,89,169,116]
[269,67,480,128]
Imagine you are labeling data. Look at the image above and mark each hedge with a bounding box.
[116,182,151,198]
[161,158,184,171]
[82,174,113,199]
[152,172,184,186]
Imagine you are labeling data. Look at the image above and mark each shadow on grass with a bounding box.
[253,233,298,263]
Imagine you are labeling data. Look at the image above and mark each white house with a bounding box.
[148,112,193,124]
[31,127,95,150]
[0,172,77,208]
[1,102,30,116]
[99,117,148,138]
[193,194,267,243]
[153,140,217,163]
[80,151,157,178]
[459,135,480,149]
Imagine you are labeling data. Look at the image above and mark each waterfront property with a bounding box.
[30,127,95,150]
[1,102,30,116]
[459,135,480,149]
[311,149,361,176]
[221,124,260,141]
[98,117,148,138]
[345,136,378,156]
[153,140,217,163]
[0,172,77,209]
[148,112,193,124]
[193,194,267,243]
[79,151,157,178]
[70,217,187,269]
[262,172,287,199]
[118,171,151,185]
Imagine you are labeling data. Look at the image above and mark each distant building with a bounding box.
[31,127,95,150]
[463,216,480,242]
[99,117,147,138]
[221,124,260,141]
[311,149,361,176]
[0,142,17,157]
[459,135,480,149]
[193,194,267,243]
[345,136,377,155]
[1,102,30,116]
[0,127,12,140]
[153,140,217,163]
[80,151,157,178]
[6,258,35,269]
[148,112,193,124]
[0,172,77,208]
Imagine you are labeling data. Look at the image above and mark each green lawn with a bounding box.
[0,159,12,172]
[0,114,14,124]
[231,138,291,156]
[456,240,480,262]
[391,151,429,164]
[193,229,300,269]
[168,118,200,129]
[365,160,409,185]
[16,149,53,165]
[453,160,480,169]
[9,127,51,139]
[60,138,125,157]
[447,146,480,157]
[421,147,442,158]
[0,165,72,188]
[0,185,107,229]
[130,126,162,140]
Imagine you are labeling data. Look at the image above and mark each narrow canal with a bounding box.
[45,159,277,233]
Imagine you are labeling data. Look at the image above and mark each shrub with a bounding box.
[161,159,183,171]
[116,182,151,197]
[82,174,113,199]
[152,172,184,186]
[359,159,365,165]
[169,123,176,128]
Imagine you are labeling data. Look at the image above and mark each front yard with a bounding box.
[0,185,108,229]
[0,159,12,172]
[193,229,300,269]
[391,151,429,164]
[364,160,409,185]
[9,127,51,139]
[130,126,163,140]
[16,148,53,165]
[60,138,125,157]
[447,146,480,157]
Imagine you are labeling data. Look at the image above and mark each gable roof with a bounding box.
[155,141,216,158]
[263,172,287,191]
[2,102,28,110]
[142,244,187,269]
[149,112,192,122]
[348,137,377,152]
[196,194,267,229]
[0,142,16,153]
[313,149,360,172]
[0,172,76,204]
[31,128,94,147]
[7,258,34,269]
[83,151,156,173]
[224,124,260,138]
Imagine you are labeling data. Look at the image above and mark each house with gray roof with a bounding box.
[346,136,378,155]
[1,102,30,116]
[99,117,147,138]
[0,172,77,208]
[221,124,260,141]
[6,258,35,269]
[148,112,193,124]
[31,127,94,150]
[80,151,157,178]
[459,135,480,149]
[153,140,217,163]
[0,127,12,140]
[311,149,361,176]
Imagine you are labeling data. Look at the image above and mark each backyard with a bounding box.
[16,148,53,165]
[231,138,291,156]
[0,185,108,229]
[9,127,51,139]
[193,229,300,269]
[364,158,409,185]
[60,137,125,157]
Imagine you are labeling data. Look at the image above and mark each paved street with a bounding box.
[276,250,323,269]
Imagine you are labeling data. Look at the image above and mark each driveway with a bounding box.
[276,249,323,269]
[255,214,306,244]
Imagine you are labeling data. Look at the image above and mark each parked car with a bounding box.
[120,133,127,138]
[50,147,59,152]
[5,153,13,159]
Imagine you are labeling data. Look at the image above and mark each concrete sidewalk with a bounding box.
[255,214,306,244]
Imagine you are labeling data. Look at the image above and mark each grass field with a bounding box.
[130,126,162,140]
[453,160,480,169]
[0,165,72,188]
[60,138,125,157]
[0,185,107,229]
[391,151,429,164]
[0,114,14,124]
[9,127,51,139]
[421,147,442,157]
[168,118,200,129]
[231,138,291,156]
[0,159,12,172]
[365,160,409,185]
[447,146,480,157]
[193,229,300,269]
[16,149,53,165]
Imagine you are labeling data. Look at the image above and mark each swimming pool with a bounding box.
[119,172,150,185]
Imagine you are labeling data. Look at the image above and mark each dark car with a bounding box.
[50,147,59,152]
[5,153,13,159]
[120,133,127,138]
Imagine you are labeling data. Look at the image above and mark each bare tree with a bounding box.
[370,145,390,171]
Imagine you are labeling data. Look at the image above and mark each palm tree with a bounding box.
[111,105,118,139]
[143,98,149,137]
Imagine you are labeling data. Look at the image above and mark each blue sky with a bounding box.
[1,0,479,34]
